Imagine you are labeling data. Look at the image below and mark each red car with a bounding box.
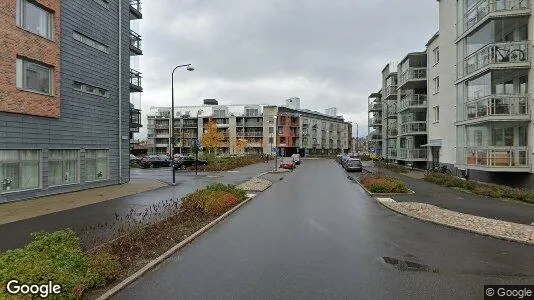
[280,161,296,170]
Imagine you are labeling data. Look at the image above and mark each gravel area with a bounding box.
[376,198,534,246]
[237,178,272,192]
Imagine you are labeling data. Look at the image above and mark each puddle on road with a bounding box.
[381,256,439,273]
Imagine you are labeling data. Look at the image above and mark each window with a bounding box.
[245,108,259,117]
[433,106,440,122]
[49,150,79,186]
[73,31,109,53]
[92,0,109,9]
[213,109,225,118]
[86,150,109,181]
[0,150,40,193]
[433,47,440,64]
[73,81,109,97]
[433,77,440,94]
[17,0,53,39]
[16,58,53,95]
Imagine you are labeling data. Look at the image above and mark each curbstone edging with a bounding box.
[374,198,534,247]
[96,195,257,300]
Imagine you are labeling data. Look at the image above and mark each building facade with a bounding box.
[368,0,534,187]
[0,0,139,203]
[368,91,383,156]
[147,99,351,157]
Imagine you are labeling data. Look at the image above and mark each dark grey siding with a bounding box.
[0,0,131,203]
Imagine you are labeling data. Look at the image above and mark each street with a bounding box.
[115,159,534,299]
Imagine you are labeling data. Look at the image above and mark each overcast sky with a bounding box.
[135,0,438,139]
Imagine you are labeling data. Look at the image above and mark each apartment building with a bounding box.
[381,63,399,161]
[368,0,534,186]
[368,91,383,156]
[0,0,140,203]
[147,98,351,157]
[129,0,143,144]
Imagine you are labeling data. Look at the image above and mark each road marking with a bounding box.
[376,198,396,203]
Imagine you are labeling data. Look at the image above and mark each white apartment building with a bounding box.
[369,0,534,186]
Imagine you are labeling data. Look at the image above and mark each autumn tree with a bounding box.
[201,119,223,154]
[236,138,248,155]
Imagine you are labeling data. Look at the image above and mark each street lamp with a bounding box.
[171,63,195,185]
[273,115,278,171]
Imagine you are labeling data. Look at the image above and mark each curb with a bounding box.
[96,195,256,300]
[374,198,534,247]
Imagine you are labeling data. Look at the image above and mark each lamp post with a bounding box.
[171,64,195,185]
[273,115,278,171]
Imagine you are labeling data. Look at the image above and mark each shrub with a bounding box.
[374,161,408,173]
[424,172,464,187]
[361,176,409,193]
[181,185,247,216]
[0,229,120,299]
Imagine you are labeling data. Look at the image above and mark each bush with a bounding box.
[361,176,410,193]
[0,229,120,299]
[181,185,247,216]
[200,155,264,172]
[424,172,464,187]
[374,161,408,173]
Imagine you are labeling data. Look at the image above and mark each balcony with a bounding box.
[155,134,170,138]
[130,0,142,19]
[400,122,427,135]
[244,121,263,127]
[383,85,398,100]
[399,68,427,89]
[398,148,428,161]
[387,148,398,158]
[155,143,168,148]
[463,41,530,79]
[465,147,530,171]
[155,124,168,129]
[463,95,530,124]
[129,107,142,132]
[369,131,382,141]
[216,123,230,128]
[369,102,382,112]
[369,117,382,127]
[130,69,143,92]
[182,121,198,128]
[387,128,399,137]
[386,104,398,118]
[398,94,428,113]
[129,30,142,55]
[460,0,530,36]
[243,132,263,137]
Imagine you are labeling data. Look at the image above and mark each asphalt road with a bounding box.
[0,162,274,252]
[116,159,534,300]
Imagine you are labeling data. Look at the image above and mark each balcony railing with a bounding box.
[398,148,428,160]
[461,0,530,34]
[130,0,142,15]
[398,94,428,112]
[464,41,529,76]
[155,124,168,129]
[387,148,398,158]
[465,147,529,167]
[129,30,142,54]
[400,122,427,135]
[399,67,427,86]
[465,94,529,121]
[369,102,382,111]
[387,104,397,117]
[369,118,382,126]
[384,85,398,99]
[130,69,142,91]
[388,128,399,137]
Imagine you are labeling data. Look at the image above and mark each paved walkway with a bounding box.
[0,179,167,225]
[364,165,534,225]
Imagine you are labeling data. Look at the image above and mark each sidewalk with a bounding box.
[364,165,534,225]
[0,179,167,225]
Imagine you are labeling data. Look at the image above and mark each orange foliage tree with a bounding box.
[201,119,223,153]
[236,138,248,154]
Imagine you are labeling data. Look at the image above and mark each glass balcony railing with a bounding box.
[461,0,530,34]
[387,104,397,117]
[398,94,428,112]
[398,148,428,160]
[400,122,427,135]
[387,128,398,137]
[387,148,398,158]
[369,118,382,126]
[464,41,529,76]
[130,69,142,91]
[130,30,142,53]
[130,0,142,14]
[465,95,529,121]
[465,147,529,167]
[399,68,427,87]
[369,102,382,111]
[384,85,398,99]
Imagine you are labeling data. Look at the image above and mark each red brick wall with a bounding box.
[0,0,61,118]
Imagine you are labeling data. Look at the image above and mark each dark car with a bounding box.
[139,155,172,168]
[173,156,208,170]
[343,158,362,172]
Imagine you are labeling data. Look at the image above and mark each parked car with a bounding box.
[173,156,208,170]
[343,158,363,172]
[280,160,296,170]
[139,155,172,168]
[129,154,140,164]
[291,153,301,165]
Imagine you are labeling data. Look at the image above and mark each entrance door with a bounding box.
[431,147,440,168]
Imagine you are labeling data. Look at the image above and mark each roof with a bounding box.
[369,92,382,98]
[426,32,439,47]
[399,51,427,64]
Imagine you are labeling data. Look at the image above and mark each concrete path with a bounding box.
[115,160,534,300]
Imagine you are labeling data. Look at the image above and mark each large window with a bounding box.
[86,150,109,181]
[16,58,53,95]
[73,32,109,53]
[17,0,54,39]
[0,150,40,193]
[49,150,79,186]
[73,81,108,97]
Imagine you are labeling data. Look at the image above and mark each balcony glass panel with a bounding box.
[465,95,529,120]
[464,41,529,76]
[462,0,529,34]
[465,147,529,167]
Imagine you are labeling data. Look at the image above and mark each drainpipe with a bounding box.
[118,1,123,183]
